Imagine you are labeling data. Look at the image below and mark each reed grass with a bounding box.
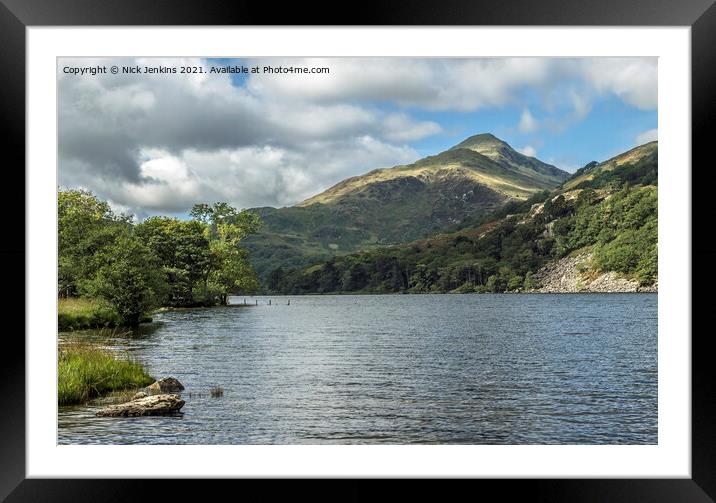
[58,342,154,405]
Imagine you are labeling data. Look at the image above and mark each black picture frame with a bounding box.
[2,0,714,500]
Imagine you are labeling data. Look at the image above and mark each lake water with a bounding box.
[58,293,657,445]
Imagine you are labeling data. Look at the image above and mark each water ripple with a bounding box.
[58,293,657,445]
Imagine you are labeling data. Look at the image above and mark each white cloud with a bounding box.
[568,88,592,121]
[541,88,594,133]
[545,157,580,174]
[517,145,538,157]
[80,138,418,216]
[580,58,657,110]
[518,108,538,133]
[58,57,428,215]
[635,128,658,145]
[381,113,442,142]
[58,56,658,216]
[247,57,553,111]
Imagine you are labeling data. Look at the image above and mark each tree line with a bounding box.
[59,189,261,325]
[267,182,657,295]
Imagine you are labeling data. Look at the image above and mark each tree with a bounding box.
[190,202,261,242]
[87,234,166,326]
[523,271,537,290]
[191,202,262,304]
[135,217,211,306]
[267,266,286,292]
[507,275,524,291]
[206,241,259,304]
[58,189,131,297]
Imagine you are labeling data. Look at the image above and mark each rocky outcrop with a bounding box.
[146,377,184,394]
[96,393,185,417]
[530,253,657,293]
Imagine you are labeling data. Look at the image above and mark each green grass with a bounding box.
[58,298,121,331]
[58,343,154,405]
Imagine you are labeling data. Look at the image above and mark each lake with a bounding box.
[58,293,657,444]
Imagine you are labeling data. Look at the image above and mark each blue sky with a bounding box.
[211,57,657,170]
[59,57,657,218]
[378,94,656,171]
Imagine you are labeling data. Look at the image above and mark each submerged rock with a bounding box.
[96,393,185,417]
[146,377,184,394]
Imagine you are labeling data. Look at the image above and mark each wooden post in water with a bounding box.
[269,299,272,306]
[287,299,290,306]
[255,299,258,305]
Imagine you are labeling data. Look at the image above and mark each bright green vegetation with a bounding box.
[58,343,154,405]
[59,190,261,326]
[58,298,120,331]
[245,134,569,282]
[564,141,657,190]
[268,143,657,294]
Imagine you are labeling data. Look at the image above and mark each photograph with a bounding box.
[56,56,659,446]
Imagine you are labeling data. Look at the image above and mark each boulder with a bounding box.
[96,393,185,417]
[146,377,184,394]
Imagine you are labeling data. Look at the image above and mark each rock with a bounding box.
[96,394,185,417]
[529,252,657,293]
[131,391,148,400]
[146,377,184,394]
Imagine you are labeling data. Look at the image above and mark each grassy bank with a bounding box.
[58,343,154,405]
[58,298,121,331]
[58,298,154,330]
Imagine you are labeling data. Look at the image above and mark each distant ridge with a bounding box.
[564,141,657,190]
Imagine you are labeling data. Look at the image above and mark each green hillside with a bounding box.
[563,141,657,190]
[244,133,570,282]
[267,141,657,294]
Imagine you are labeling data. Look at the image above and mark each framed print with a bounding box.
[2,0,715,500]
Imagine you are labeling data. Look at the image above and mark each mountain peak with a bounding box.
[450,133,507,152]
[447,133,568,184]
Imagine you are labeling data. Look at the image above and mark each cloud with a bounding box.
[58,56,657,216]
[635,128,658,145]
[247,57,553,111]
[381,113,442,142]
[517,145,538,157]
[58,57,429,215]
[579,58,657,110]
[540,87,594,133]
[518,108,538,133]
[545,156,581,174]
[67,138,418,219]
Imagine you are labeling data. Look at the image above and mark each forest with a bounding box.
[58,141,658,321]
[267,179,657,295]
[58,189,261,326]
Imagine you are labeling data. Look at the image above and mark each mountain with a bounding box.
[563,141,657,190]
[449,133,568,187]
[268,141,658,294]
[243,134,570,282]
[301,133,566,206]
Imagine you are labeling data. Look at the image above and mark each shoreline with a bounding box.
[250,290,657,297]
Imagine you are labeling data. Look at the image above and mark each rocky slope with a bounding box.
[529,252,657,293]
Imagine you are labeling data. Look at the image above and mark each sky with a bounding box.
[58,57,657,219]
